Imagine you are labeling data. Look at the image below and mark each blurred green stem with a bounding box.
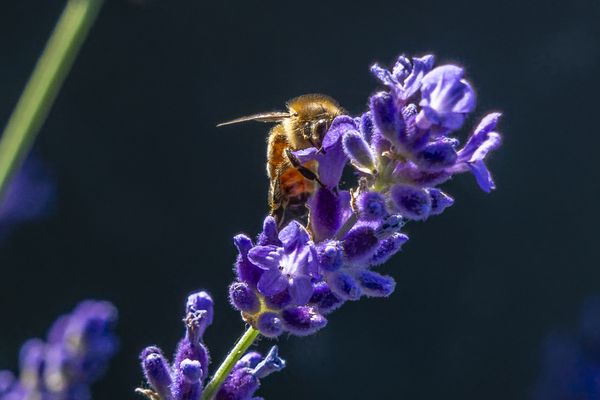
[0,0,104,200]
[202,326,260,400]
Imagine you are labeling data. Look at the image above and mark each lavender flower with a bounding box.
[138,291,285,400]
[228,52,501,339]
[0,300,118,400]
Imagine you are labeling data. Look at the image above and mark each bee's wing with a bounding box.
[216,112,291,127]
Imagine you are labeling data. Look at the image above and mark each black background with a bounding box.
[1,1,599,399]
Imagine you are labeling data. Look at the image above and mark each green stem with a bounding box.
[0,0,104,200]
[202,326,260,400]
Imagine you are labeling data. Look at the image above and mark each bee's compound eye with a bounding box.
[313,119,329,140]
[302,122,312,139]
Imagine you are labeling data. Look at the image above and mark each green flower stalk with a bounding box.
[0,0,104,200]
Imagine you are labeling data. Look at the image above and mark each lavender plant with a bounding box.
[137,53,503,400]
[0,300,118,400]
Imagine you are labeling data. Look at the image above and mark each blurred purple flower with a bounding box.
[0,154,55,241]
[0,300,118,400]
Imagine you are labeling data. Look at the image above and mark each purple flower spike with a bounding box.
[256,313,283,338]
[229,282,260,314]
[427,188,454,215]
[140,347,173,400]
[390,184,432,220]
[342,130,376,174]
[370,233,409,266]
[357,191,388,221]
[356,270,396,297]
[173,359,203,400]
[248,221,318,305]
[252,346,286,379]
[418,65,476,130]
[281,306,327,336]
[328,272,362,301]
[342,225,379,264]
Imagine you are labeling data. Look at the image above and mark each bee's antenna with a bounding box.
[216,112,291,127]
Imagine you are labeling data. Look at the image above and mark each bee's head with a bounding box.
[286,94,344,150]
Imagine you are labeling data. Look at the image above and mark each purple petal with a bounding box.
[257,269,289,297]
[370,63,395,86]
[419,65,476,130]
[391,55,412,81]
[402,54,435,100]
[288,276,314,306]
[278,221,310,251]
[428,188,454,215]
[468,160,496,192]
[459,112,502,162]
[248,245,283,270]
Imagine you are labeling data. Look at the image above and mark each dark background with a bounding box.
[1,0,599,399]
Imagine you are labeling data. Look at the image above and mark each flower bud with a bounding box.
[357,191,387,221]
[140,347,173,400]
[370,233,409,266]
[356,270,396,297]
[328,272,362,301]
[342,130,376,174]
[256,312,283,338]
[229,282,260,314]
[342,225,379,263]
[390,184,431,220]
[310,282,345,314]
[280,306,327,336]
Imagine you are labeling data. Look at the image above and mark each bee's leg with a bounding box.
[285,149,325,188]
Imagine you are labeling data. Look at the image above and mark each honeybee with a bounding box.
[218,94,345,227]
